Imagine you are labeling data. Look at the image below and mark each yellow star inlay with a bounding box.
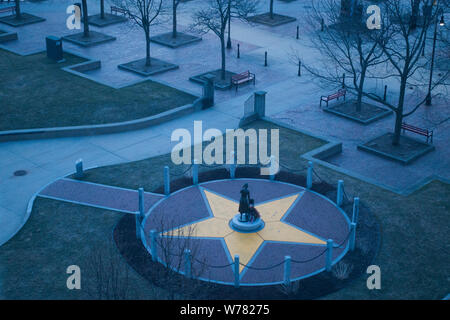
[162,188,326,273]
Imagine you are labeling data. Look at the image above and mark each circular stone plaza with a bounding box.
[141,178,351,286]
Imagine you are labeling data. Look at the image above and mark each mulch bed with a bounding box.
[150,32,202,48]
[190,69,237,90]
[118,57,179,76]
[248,13,296,27]
[358,132,435,164]
[0,13,45,27]
[62,31,116,47]
[113,167,381,299]
[324,100,392,124]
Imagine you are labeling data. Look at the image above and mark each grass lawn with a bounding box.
[0,120,447,299]
[0,49,196,131]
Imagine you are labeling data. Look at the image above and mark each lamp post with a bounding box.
[425,11,445,106]
[227,0,232,49]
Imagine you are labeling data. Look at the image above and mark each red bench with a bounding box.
[320,88,346,108]
[111,6,129,16]
[231,70,255,92]
[401,123,433,143]
[0,5,15,15]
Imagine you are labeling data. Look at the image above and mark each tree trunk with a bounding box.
[227,1,232,48]
[82,0,89,37]
[270,0,274,19]
[220,34,226,80]
[145,31,151,67]
[101,0,105,19]
[173,1,177,38]
[392,77,407,145]
[356,66,366,112]
[15,0,21,19]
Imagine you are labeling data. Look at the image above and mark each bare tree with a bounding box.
[100,0,106,19]
[86,241,134,299]
[14,0,21,19]
[191,0,257,80]
[302,0,386,111]
[362,0,448,145]
[226,0,259,48]
[82,0,90,37]
[269,0,274,19]
[112,0,166,66]
[145,214,208,300]
[172,0,181,38]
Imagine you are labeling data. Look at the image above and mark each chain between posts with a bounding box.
[192,257,234,269]
[239,260,285,271]
[139,221,352,273]
[333,228,353,249]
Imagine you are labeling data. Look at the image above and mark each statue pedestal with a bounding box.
[230,214,265,233]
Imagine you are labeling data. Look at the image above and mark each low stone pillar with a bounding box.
[352,197,360,224]
[326,239,334,271]
[203,74,215,108]
[284,256,291,287]
[138,187,145,218]
[192,159,199,185]
[254,91,267,118]
[337,180,344,207]
[164,166,170,196]
[307,161,313,189]
[75,159,83,179]
[349,222,356,251]
[234,255,240,288]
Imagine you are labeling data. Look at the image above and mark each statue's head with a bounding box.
[243,183,248,189]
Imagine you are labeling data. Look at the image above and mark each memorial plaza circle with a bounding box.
[142,178,351,286]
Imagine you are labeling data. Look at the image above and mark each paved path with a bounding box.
[38,178,163,214]
[0,0,448,248]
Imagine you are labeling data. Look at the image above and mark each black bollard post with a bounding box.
[296,25,299,39]
[342,73,345,88]
[321,18,324,31]
[265,51,268,67]
[298,60,301,76]
[237,43,240,59]
[383,85,387,101]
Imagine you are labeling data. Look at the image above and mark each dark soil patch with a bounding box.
[150,32,202,48]
[118,57,179,76]
[325,100,392,123]
[0,13,45,27]
[62,31,116,47]
[190,69,237,90]
[248,13,297,27]
[358,132,435,164]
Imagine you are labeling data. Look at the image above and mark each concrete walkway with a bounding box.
[39,178,163,214]
[0,0,448,247]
